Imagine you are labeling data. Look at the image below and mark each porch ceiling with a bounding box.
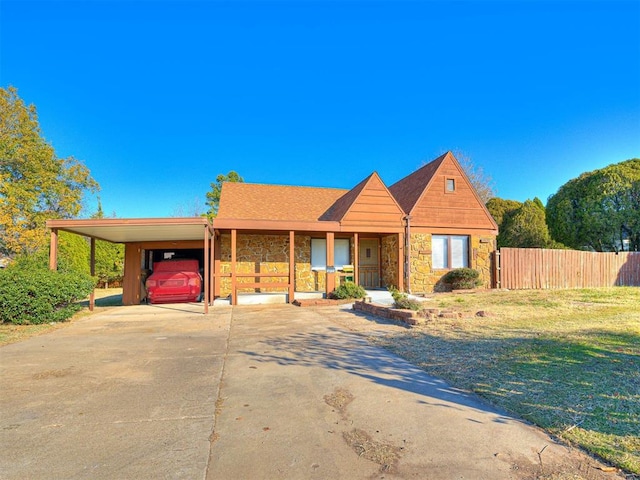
[46,218,211,243]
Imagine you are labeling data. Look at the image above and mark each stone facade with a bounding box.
[219,234,289,296]
[218,232,495,298]
[381,234,399,288]
[294,235,318,292]
[218,233,322,297]
[408,233,495,293]
[409,233,431,293]
[470,235,496,289]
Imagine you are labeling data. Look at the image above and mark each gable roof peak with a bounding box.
[388,152,452,214]
[319,171,405,223]
[319,172,377,221]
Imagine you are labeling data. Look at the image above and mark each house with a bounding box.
[47,151,498,310]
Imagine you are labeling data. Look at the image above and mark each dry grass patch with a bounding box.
[372,287,640,475]
[324,387,355,417]
[342,428,401,473]
[0,288,123,346]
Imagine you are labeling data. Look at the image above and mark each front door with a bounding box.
[358,239,380,288]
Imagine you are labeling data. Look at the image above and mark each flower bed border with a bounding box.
[353,301,420,324]
[353,301,463,326]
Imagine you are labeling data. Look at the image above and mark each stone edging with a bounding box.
[353,301,464,326]
[353,301,420,324]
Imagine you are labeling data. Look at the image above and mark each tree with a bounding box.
[0,86,99,256]
[487,197,562,249]
[454,150,496,203]
[546,159,640,252]
[486,197,522,227]
[94,240,124,287]
[205,171,243,219]
[499,199,552,248]
[59,231,90,274]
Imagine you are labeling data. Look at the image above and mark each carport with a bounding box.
[46,218,215,313]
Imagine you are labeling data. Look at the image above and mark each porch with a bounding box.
[211,228,405,305]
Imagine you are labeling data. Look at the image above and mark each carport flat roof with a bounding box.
[46,218,212,243]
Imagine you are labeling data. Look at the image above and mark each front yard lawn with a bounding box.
[372,287,640,475]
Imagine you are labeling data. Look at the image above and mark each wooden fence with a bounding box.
[497,247,640,289]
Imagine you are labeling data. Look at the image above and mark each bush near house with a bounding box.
[388,286,423,311]
[0,262,96,325]
[330,281,366,300]
[441,268,482,290]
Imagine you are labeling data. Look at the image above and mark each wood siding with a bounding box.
[341,174,405,228]
[410,158,497,231]
[499,248,640,289]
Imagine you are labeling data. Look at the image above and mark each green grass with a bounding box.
[372,287,640,474]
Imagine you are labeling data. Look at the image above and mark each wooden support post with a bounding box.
[49,228,58,270]
[231,229,237,305]
[122,244,142,305]
[203,226,210,314]
[214,233,221,298]
[210,230,215,304]
[353,233,359,286]
[89,238,96,311]
[378,239,382,288]
[289,231,295,303]
[397,232,404,291]
[326,232,335,295]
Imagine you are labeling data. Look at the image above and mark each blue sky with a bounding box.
[2,0,639,218]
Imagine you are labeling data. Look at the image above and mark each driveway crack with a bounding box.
[204,308,233,480]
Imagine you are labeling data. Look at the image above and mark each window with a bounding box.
[311,239,326,269]
[432,235,469,269]
[335,239,350,267]
[311,238,350,269]
[446,178,456,192]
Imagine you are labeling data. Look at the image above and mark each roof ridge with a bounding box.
[224,182,348,191]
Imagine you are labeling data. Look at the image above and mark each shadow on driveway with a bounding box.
[239,326,512,419]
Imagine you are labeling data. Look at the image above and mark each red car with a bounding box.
[145,259,202,304]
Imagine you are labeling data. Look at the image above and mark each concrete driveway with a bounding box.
[0,304,618,479]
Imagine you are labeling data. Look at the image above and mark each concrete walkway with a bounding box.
[0,304,618,479]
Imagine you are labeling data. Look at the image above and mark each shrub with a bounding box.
[441,268,482,290]
[330,281,366,300]
[388,286,423,311]
[0,263,96,325]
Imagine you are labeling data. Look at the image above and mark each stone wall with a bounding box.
[408,233,495,293]
[216,231,495,297]
[471,235,496,289]
[219,234,289,296]
[218,233,321,297]
[295,235,325,292]
[409,233,431,293]
[381,234,399,288]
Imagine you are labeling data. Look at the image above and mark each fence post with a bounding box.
[493,250,501,289]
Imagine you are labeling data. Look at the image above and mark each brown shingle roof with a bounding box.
[388,152,449,214]
[318,173,373,221]
[217,182,349,221]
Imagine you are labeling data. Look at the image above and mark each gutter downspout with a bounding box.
[404,215,411,294]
